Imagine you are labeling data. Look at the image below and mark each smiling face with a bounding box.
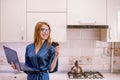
[40,24,50,40]
[34,22,51,48]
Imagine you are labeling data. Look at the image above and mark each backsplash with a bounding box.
[0,29,120,72]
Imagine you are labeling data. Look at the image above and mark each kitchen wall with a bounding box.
[60,29,120,72]
[0,29,120,72]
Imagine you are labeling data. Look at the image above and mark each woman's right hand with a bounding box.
[11,62,17,70]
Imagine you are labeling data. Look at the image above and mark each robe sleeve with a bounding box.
[48,46,58,73]
[24,45,34,74]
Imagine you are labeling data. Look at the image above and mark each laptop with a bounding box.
[3,46,39,71]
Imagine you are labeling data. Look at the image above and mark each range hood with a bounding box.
[67,25,109,29]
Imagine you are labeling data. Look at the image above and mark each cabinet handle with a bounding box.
[21,36,24,40]
[21,27,24,40]
[78,20,96,24]
[109,28,112,40]
[14,76,17,79]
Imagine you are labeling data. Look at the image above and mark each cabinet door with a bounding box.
[0,73,27,80]
[27,13,66,42]
[118,11,120,41]
[27,0,66,12]
[68,0,106,25]
[101,0,120,42]
[13,74,27,80]
[107,0,120,42]
[1,0,26,42]
[0,0,1,41]
[107,0,119,42]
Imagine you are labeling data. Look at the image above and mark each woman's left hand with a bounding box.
[55,46,60,57]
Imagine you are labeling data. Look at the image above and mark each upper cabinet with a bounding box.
[0,0,1,41]
[27,13,66,42]
[101,0,120,42]
[27,0,67,42]
[0,0,66,42]
[0,0,26,42]
[107,0,119,42]
[1,0,120,42]
[68,0,107,25]
[118,11,120,41]
[27,0,66,12]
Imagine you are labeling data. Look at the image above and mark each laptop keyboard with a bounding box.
[20,63,33,71]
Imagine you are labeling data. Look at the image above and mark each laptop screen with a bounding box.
[3,46,21,70]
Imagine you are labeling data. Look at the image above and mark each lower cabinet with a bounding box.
[0,73,27,80]
[0,72,67,80]
[49,73,67,80]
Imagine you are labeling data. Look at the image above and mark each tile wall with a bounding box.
[0,29,120,73]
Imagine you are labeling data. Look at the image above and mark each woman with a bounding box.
[11,22,59,80]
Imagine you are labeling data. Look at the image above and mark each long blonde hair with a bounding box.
[34,22,51,49]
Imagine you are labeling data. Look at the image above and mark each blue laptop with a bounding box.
[3,46,39,71]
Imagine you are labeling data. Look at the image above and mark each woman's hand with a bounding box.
[50,45,60,72]
[55,46,60,57]
[51,41,60,57]
[11,62,17,70]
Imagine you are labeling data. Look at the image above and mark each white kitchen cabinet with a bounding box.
[0,0,26,42]
[0,0,1,41]
[27,0,66,12]
[0,72,27,80]
[68,0,106,25]
[0,72,67,80]
[49,73,67,80]
[118,11,120,41]
[27,13,66,42]
[101,0,120,42]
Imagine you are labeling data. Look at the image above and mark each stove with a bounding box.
[68,71,104,79]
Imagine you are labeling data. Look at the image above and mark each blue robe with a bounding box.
[24,41,58,80]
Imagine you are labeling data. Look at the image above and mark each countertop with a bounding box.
[0,71,120,80]
[0,71,67,80]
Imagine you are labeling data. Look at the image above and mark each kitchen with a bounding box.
[0,0,120,80]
